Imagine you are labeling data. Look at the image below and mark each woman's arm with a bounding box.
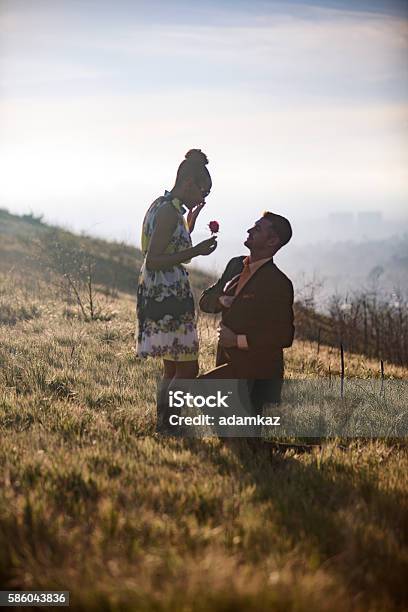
[145,204,217,271]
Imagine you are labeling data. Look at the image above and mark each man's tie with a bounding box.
[235,256,251,295]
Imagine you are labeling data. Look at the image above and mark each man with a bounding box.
[199,212,294,418]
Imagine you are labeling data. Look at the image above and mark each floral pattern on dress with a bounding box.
[136,193,199,362]
[140,338,199,359]
[137,267,193,301]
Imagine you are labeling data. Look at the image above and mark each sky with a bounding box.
[1,0,407,271]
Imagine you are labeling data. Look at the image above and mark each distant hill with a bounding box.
[0,208,214,297]
[278,235,408,303]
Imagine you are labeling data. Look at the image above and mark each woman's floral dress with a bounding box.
[136,191,198,361]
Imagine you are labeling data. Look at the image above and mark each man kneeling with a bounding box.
[199,212,295,435]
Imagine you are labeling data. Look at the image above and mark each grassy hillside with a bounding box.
[0,208,214,296]
[3,208,405,367]
[1,211,407,610]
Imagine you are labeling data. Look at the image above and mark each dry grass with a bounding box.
[1,273,407,611]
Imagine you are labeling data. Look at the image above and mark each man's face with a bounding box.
[244,217,279,250]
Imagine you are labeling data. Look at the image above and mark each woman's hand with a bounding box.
[187,202,205,233]
[145,204,216,270]
[194,236,217,256]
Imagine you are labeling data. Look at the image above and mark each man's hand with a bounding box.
[218,324,237,348]
[187,202,205,232]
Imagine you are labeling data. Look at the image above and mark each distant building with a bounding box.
[328,212,354,225]
[357,211,382,237]
[328,212,354,237]
[326,211,384,240]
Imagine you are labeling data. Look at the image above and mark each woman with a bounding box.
[136,149,217,383]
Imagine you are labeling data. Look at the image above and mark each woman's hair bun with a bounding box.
[185,149,208,165]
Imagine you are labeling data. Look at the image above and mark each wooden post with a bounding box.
[363,298,368,355]
[340,343,345,399]
[380,359,384,397]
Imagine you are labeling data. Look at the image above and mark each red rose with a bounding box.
[208,220,219,234]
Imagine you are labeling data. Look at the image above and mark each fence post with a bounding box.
[380,359,384,397]
[340,343,345,399]
[363,298,368,355]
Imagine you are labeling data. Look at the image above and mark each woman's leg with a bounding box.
[157,360,198,433]
[163,359,177,380]
[174,359,199,379]
[157,359,177,431]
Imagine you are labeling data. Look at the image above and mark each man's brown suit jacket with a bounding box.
[199,256,294,378]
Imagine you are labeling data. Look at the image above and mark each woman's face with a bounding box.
[183,176,212,207]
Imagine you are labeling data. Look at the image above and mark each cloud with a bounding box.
[1,3,407,98]
[0,92,406,203]
[0,0,407,233]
